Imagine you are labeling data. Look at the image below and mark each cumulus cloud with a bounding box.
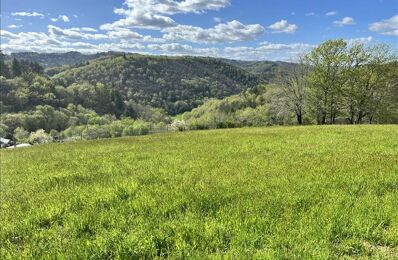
[0,29,148,54]
[69,27,98,32]
[369,15,398,36]
[148,43,220,57]
[146,41,315,61]
[11,11,45,17]
[121,0,230,15]
[333,17,355,27]
[162,20,264,43]
[305,12,316,16]
[326,11,337,16]
[1,30,20,39]
[51,15,70,23]
[101,0,230,30]
[268,20,298,34]
[101,13,176,30]
[48,25,108,40]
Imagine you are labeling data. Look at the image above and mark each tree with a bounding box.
[112,90,124,118]
[305,39,349,124]
[29,129,52,144]
[0,51,10,78]
[11,58,22,78]
[343,43,396,124]
[277,57,309,125]
[14,127,30,143]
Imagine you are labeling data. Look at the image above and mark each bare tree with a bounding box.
[277,56,310,125]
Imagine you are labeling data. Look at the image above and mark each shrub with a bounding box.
[29,129,53,144]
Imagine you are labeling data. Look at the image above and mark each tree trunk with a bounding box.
[297,114,302,125]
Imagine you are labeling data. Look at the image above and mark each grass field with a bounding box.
[1,125,398,259]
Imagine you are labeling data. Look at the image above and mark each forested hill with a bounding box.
[51,54,261,114]
[6,52,295,82]
[223,59,297,81]
[6,52,122,68]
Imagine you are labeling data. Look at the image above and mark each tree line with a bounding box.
[279,39,397,125]
[184,40,397,129]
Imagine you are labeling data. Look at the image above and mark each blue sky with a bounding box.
[1,0,397,60]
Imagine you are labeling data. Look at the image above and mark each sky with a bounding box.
[1,0,397,61]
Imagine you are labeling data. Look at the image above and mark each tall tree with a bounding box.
[11,58,22,78]
[277,57,309,125]
[305,39,349,124]
[0,51,10,78]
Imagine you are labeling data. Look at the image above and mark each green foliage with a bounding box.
[52,54,260,114]
[304,40,397,124]
[1,126,397,258]
[183,85,293,129]
[28,129,53,144]
[6,51,121,68]
[13,127,29,143]
[225,59,297,82]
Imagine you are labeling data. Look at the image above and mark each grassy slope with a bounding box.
[1,126,398,258]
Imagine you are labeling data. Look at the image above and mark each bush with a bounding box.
[14,127,30,143]
[29,129,53,144]
[170,120,187,131]
[83,125,111,140]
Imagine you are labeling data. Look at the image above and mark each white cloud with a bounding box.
[11,12,44,17]
[51,15,70,23]
[162,20,264,43]
[101,0,230,30]
[326,11,337,17]
[8,25,23,29]
[333,17,355,27]
[101,13,176,30]
[1,27,316,61]
[147,43,221,58]
[369,15,398,36]
[48,25,108,40]
[305,12,316,16]
[268,20,298,34]
[1,30,20,39]
[69,27,98,32]
[122,0,230,15]
[346,36,373,45]
[147,41,315,61]
[107,28,145,40]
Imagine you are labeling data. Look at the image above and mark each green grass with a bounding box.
[1,125,398,259]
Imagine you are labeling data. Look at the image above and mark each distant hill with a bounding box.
[4,51,296,114]
[6,51,123,68]
[6,52,296,82]
[223,59,297,82]
[51,54,262,114]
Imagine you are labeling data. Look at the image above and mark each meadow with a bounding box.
[1,125,398,259]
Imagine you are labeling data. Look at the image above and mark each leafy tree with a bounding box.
[11,59,22,78]
[29,129,53,144]
[305,39,349,124]
[14,127,30,143]
[0,51,10,78]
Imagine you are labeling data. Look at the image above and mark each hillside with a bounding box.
[224,59,297,82]
[2,126,398,258]
[6,52,122,68]
[51,54,261,114]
